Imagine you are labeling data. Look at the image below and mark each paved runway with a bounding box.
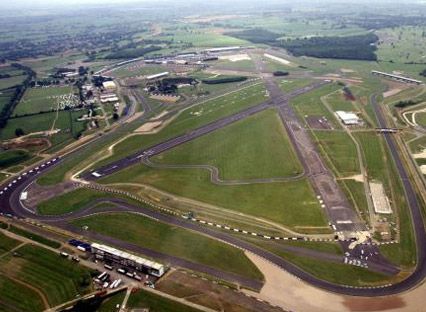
[1,80,425,296]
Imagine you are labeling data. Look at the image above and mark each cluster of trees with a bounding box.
[201,76,247,84]
[420,69,426,77]
[273,71,289,77]
[349,15,426,30]
[148,77,197,94]
[225,28,281,44]
[105,46,162,59]
[278,33,379,61]
[0,63,36,129]
[0,74,11,79]
[395,99,421,108]
[227,28,379,61]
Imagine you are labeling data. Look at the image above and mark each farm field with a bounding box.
[0,150,31,169]
[153,109,302,180]
[0,232,20,255]
[127,288,202,312]
[222,16,368,38]
[0,244,93,308]
[14,86,77,116]
[99,165,326,229]
[0,66,27,90]
[92,83,269,170]
[155,31,248,47]
[0,75,26,90]
[0,274,46,312]
[376,26,426,63]
[0,89,15,112]
[72,212,264,281]
[0,110,87,141]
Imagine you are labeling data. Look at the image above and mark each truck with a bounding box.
[77,246,87,252]
[114,279,122,288]
[97,272,107,280]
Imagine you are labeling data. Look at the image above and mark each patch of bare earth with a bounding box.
[156,270,280,312]
[23,182,77,210]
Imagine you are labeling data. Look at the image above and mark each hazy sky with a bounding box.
[4,0,424,10]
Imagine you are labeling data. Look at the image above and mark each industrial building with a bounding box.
[146,72,169,80]
[335,111,361,125]
[100,93,119,103]
[205,46,242,53]
[91,243,165,277]
[103,81,117,90]
[371,71,423,85]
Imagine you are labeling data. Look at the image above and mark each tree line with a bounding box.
[227,28,379,61]
[0,63,36,129]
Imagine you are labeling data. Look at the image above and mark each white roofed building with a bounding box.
[91,243,165,277]
[335,111,361,125]
[103,81,117,90]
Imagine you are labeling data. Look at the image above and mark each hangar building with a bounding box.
[335,111,361,125]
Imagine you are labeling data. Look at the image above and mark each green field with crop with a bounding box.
[72,212,263,281]
[0,244,93,307]
[127,288,202,312]
[0,75,26,90]
[0,89,15,112]
[376,26,426,63]
[0,232,20,255]
[153,109,302,180]
[0,110,87,141]
[14,86,76,116]
[100,164,326,228]
[155,31,248,47]
[0,150,31,169]
[0,274,46,312]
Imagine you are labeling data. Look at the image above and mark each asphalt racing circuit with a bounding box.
[1,76,426,297]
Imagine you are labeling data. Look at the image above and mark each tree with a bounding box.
[113,113,119,120]
[15,128,25,137]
